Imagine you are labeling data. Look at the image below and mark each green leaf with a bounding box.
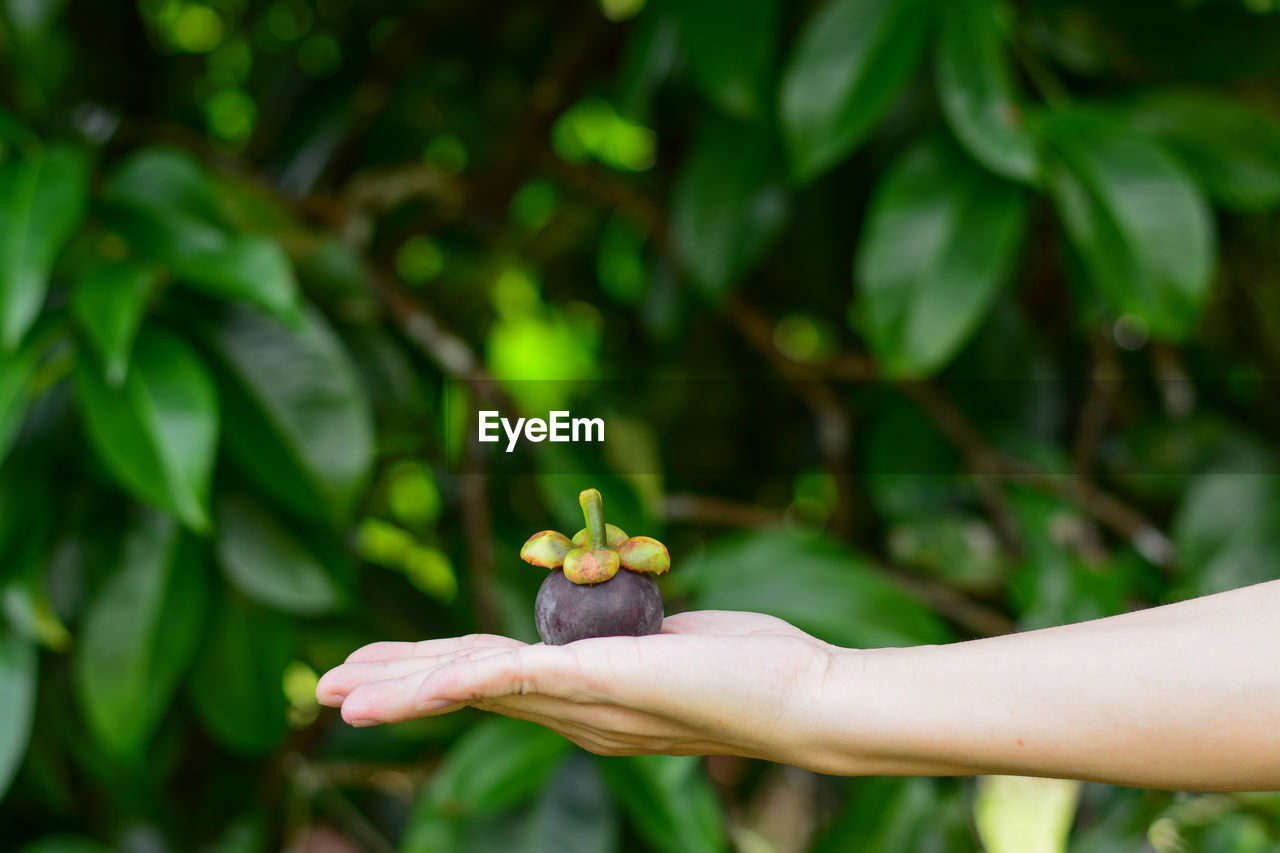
[615,12,679,121]
[886,513,1004,591]
[0,146,89,350]
[935,0,1038,182]
[1007,489,1133,630]
[1127,90,1280,211]
[102,147,229,228]
[0,323,54,466]
[1173,474,1280,597]
[171,235,301,326]
[102,149,299,323]
[2,518,71,652]
[402,717,572,853]
[0,629,37,800]
[187,592,293,755]
[669,0,777,118]
[75,325,219,531]
[215,491,349,615]
[423,717,571,814]
[671,115,788,297]
[678,530,952,647]
[596,755,726,853]
[855,135,1028,376]
[69,263,156,386]
[1036,107,1215,340]
[813,777,970,853]
[18,837,116,853]
[72,511,205,762]
[522,754,618,853]
[102,197,225,260]
[1173,474,1279,575]
[779,0,933,182]
[198,304,374,525]
[0,105,36,148]
[861,401,967,523]
[0,452,49,565]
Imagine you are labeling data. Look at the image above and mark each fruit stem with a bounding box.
[579,488,606,549]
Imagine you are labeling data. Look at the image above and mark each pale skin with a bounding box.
[316,578,1280,791]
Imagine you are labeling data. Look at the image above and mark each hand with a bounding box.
[316,610,840,765]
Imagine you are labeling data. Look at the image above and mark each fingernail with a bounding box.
[416,698,450,712]
[349,719,379,728]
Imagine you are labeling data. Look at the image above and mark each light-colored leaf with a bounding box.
[975,775,1080,853]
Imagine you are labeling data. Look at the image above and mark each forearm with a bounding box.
[796,580,1280,789]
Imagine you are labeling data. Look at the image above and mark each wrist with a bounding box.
[792,643,985,777]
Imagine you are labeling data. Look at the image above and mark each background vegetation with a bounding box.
[3,0,1280,850]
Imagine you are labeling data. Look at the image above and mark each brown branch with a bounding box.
[998,460,1175,567]
[459,429,501,634]
[1072,332,1120,477]
[368,269,506,632]
[893,380,1023,554]
[896,377,1174,568]
[662,494,785,529]
[725,296,857,539]
[661,493,1013,637]
[883,569,1015,637]
[737,299,1176,570]
[284,754,397,853]
[370,271,484,382]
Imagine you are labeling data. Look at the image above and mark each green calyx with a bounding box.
[519,487,671,584]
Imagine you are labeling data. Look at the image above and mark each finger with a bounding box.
[414,643,606,710]
[318,646,516,705]
[338,647,521,724]
[345,633,524,664]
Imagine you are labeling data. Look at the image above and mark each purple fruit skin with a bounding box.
[534,568,664,645]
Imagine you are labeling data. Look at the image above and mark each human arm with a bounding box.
[316,579,1280,791]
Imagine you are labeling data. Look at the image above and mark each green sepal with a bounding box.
[520,530,573,568]
[617,536,671,575]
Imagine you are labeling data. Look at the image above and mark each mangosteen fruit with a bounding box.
[520,488,670,646]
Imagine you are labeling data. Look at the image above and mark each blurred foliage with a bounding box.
[2,0,1280,849]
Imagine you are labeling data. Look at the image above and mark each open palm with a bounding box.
[316,610,837,763]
